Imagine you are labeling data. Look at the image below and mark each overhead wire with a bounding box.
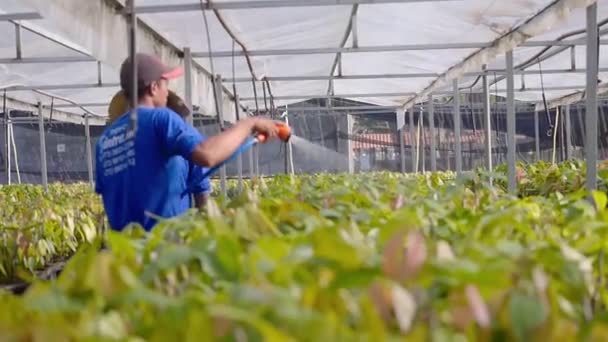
[199,0,285,175]
[232,39,240,120]
[266,79,276,119]
[208,0,259,81]
[538,57,553,137]
[251,79,259,114]
[262,81,269,113]
[199,0,223,130]
[206,0,266,120]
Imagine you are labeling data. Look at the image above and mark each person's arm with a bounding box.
[190,117,279,167]
[188,164,212,210]
[194,193,209,209]
[155,110,279,169]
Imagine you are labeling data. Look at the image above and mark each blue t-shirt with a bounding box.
[95,106,209,231]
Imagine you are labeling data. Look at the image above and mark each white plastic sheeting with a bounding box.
[0,0,604,123]
[4,0,232,123]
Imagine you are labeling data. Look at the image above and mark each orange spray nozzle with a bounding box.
[257,123,292,144]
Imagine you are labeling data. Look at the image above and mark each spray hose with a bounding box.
[182,123,291,196]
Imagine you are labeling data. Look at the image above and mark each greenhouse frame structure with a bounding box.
[0,0,606,195]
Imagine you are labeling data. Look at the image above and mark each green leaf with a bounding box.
[329,268,380,290]
[25,287,84,314]
[114,287,178,309]
[208,305,297,342]
[106,230,138,261]
[213,236,243,281]
[311,229,362,270]
[509,291,547,341]
[141,244,194,282]
[320,209,342,219]
[592,191,608,212]
[496,240,525,258]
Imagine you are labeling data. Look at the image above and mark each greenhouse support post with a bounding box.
[347,113,354,174]
[399,128,406,172]
[254,144,260,177]
[409,108,415,173]
[565,104,571,159]
[397,108,406,173]
[214,74,227,196]
[8,120,20,184]
[248,146,254,179]
[506,51,516,194]
[235,95,243,191]
[534,111,540,161]
[127,0,138,135]
[560,106,566,162]
[37,102,48,190]
[428,95,437,172]
[184,47,193,125]
[284,115,288,174]
[6,112,10,185]
[85,113,94,187]
[586,2,598,192]
[421,115,426,172]
[284,104,294,175]
[3,110,8,184]
[453,79,462,175]
[482,65,492,172]
[415,106,422,172]
[551,107,560,165]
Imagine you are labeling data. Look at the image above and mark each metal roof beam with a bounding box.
[194,39,608,58]
[131,0,460,13]
[5,83,120,91]
[0,56,97,64]
[24,80,596,105]
[284,105,401,111]
[225,67,608,82]
[44,102,109,109]
[237,85,596,101]
[45,83,593,108]
[11,19,94,57]
[0,12,42,21]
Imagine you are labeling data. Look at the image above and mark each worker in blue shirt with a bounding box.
[95,53,279,231]
[107,89,212,209]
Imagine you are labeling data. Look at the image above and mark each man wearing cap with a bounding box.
[107,89,212,209]
[95,53,279,232]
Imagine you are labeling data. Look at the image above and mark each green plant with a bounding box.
[2,163,608,340]
[0,183,104,283]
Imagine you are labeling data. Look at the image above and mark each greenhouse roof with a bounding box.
[0,0,604,125]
